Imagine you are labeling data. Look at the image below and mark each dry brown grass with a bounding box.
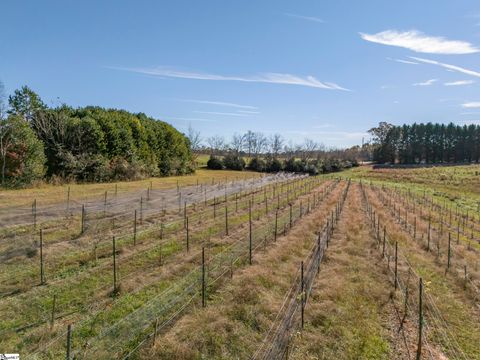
[138,182,348,359]
[290,183,406,360]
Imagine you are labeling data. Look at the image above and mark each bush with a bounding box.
[284,157,302,173]
[265,158,283,172]
[305,163,319,175]
[223,154,245,170]
[248,157,266,172]
[207,156,224,170]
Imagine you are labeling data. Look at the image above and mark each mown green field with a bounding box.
[342,164,480,214]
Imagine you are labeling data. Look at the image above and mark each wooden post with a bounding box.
[301,261,305,329]
[289,204,292,229]
[66,324,72,360]
[202,247,206,307]
[249,201,252,265]
[376,216,380,239]
[186,216,190,252]
[115,183,118,197]
[225,205,229,236]
[427,216,431,251]
[40,229,45,285]
[326,219,330,248]
[81,204,85,234]
[274,210,278,242]
[416,278,423,360]
[182,200,187,228]
[464,265,468,289]
[140,197,143,224]
[33,199,37,230]
[104,191,107,215]
[265,193,268,215]
[112,236,117,295]
[133,210,137,246]
[457,224,460,245]
[414,217,416,239]
[394,241,398,290]
[447,232,451,270]
[67,186,70,213]
[382,227,386,258]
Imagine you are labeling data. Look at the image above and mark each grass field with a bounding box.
[343,164,480,213]
[1,165,480,359]
[0,169,262,209]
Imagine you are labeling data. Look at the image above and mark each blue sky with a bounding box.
[1,0,480,147]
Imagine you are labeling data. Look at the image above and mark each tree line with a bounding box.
[0,84,193,187]
[185,129,361,175]
[369,121,480,164]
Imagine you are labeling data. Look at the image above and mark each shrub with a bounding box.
[223,154,245,170]
[265,158,283,172]
[248,157,266,172]
[284,157,303,172]
[207,156,224,170]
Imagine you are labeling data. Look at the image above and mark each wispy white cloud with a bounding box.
[284,13,324,23]
[413,79,437,86]
[387,57,419,65]
[410,57,480,77]
[461,102,480,108]
[193,110,249,117]
[360,30,479,54]
[444,80,475,86]
[179,99,257,109]
[108,66,350,90]
[460,111,480,115]
[237,110,260,114]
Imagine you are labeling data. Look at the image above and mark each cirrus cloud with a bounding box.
[410,57,480,77]
[444,80,475,86]
[462,102,480,108]
[360,30,479,54]
[413,79,437,86]
[108,66,350,91]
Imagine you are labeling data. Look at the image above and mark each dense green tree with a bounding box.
[0,115,45,186]
[371,121,480,164]
[8,86,46,122]
[1,86,194,185]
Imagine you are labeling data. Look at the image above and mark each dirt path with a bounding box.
[290,182,411,360]
[0,173,301,228]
